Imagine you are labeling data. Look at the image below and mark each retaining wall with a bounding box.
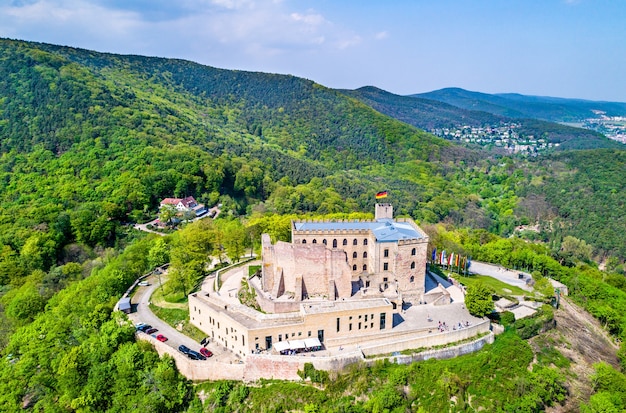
[137,334,245,381]
[139,328,494,382]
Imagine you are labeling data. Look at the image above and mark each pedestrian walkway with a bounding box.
[469,261,532,291]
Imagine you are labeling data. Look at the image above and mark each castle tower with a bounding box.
[375,203,393,220]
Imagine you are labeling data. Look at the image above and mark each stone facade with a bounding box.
[287,203,429,301]
[189,292,393,358]
[261,234,352,301]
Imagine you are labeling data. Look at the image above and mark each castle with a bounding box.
[188,204,485,359]
[261,203,429,310]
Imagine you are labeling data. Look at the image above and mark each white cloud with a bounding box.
[0,0,361,61]
[375,31,389,40]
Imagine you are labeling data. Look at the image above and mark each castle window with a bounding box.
[312,239,317,244]
[380,313,386,329]
[366,280,370,287]
[410,276,415,283]
[383,277,388,282]
[302,239,306,244]
[363,239,368,246]
[411,261,415,269]
[349,323,352,331]
[383,262,389,271]
[343,239,348,246]
[384,249,389,258]
[353,264,357,271]
[363,251,367,258]
[363,264,367,271]
[353,252,357,258]
[358,322,362,329]
[323,239,327,245]
[333,239,337,248]
[353,239,358,245]
[336,317,340,332]
[411,248,416,256]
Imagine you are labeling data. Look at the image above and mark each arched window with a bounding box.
[352,264,357,271]
[353,239,358,245]
[411,248,416,256]
[302,239,306,244]
[410,262,415,269]
[322,239,327,245]
[410,276,415,283]
[353,252,357,258]
[312,239,317,244]
[333,239,337,248]
[363,264,367,271]
[363,251,368,258]
[343,239,348,246]
[363,239,368,246]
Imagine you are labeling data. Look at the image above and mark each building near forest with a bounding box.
[189,203,485,360]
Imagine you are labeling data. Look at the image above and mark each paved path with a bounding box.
[469,261,532,292]
[128,275,240,364]
[133,220,166,236]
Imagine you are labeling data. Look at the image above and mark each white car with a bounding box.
[138,281,150,287]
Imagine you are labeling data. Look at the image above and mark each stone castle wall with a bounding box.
[262,235,352,300]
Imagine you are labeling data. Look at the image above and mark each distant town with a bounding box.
[582,110,626,144]
[430,123,559,155]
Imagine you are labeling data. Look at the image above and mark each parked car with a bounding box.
[138,324,152,332]
[138,281,150,287]
[199,348,213,358]
[145,328,158,334]
[135,322,146,330]
[187,350,206,361]
[156,334,168,342]
[178,345,191,355]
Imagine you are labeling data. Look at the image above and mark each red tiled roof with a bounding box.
[180,196,197,207]
[160,198,181,205]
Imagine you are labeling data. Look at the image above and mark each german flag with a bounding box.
[375,191,388,199]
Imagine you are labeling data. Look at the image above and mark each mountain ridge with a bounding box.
[412,87,626,122]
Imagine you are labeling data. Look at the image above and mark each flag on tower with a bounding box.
[375,191,388,199]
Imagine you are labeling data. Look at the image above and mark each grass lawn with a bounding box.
[149,304,206,342]
[455,273,528,297]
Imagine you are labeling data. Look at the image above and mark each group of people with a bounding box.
[435,320,472,333]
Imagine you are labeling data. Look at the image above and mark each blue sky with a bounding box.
[1,0,625,101]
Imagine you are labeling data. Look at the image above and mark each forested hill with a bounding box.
[413,87,626,123]
[22,39,455,165]
[0,38,474,254]
[345,86,620,151]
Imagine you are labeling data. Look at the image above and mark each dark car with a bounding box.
[199,348,213,358]
[138,324,152,332]
[187,350,206,361]
[178,345,191,355]
[145,328,158,334]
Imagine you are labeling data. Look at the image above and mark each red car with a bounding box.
[156,334,168,342]
[199,348,213,358]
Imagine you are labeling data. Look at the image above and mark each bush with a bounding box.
[500,311,516,327]
[298,363,329,384]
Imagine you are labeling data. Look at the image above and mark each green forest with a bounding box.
[0,38,625,411]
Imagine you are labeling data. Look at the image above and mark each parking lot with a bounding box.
[128,278,241,365]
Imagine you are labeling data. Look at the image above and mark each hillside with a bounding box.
[414,87,626,123]
[0,38,626,412]
[346,86,621,151]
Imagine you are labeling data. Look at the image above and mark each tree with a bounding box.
[465,282,494,317]
[148,237,170,269]
[159,204,178,226]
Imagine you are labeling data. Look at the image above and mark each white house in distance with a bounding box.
[159,196,207,217]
